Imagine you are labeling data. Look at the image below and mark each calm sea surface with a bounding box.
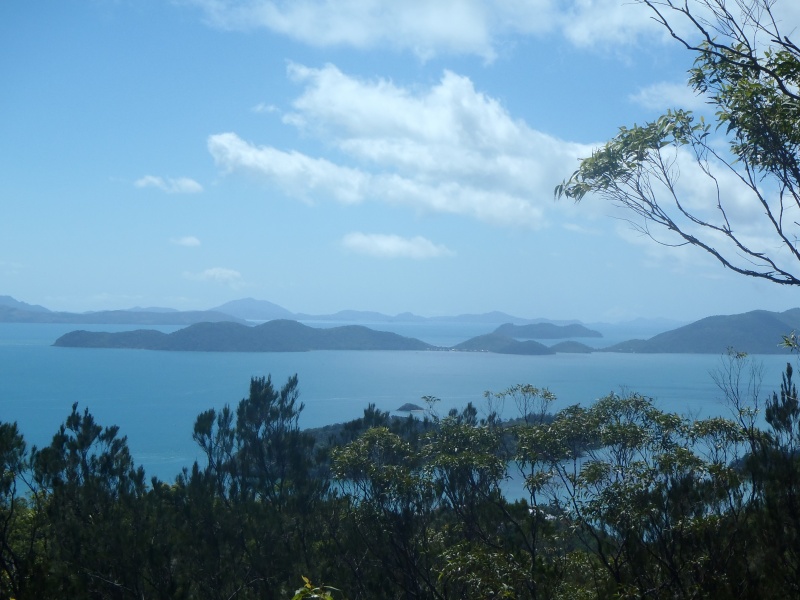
[0,322,794,482]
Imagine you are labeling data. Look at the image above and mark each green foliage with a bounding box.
[30,403,149,599]
[11,361,800,599]
[0,422,39,599]
[556,0,800,286]
[554,109,707,202]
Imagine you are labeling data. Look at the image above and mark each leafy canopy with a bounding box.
[556,0,800,285]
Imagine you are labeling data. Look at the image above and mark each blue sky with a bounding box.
[3,0,800,322]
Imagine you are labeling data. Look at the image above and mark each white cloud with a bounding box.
[171,236,201,247]
[188,0,798,58]
[208,65,592,228]
[187,0,664,58]
[190,0,498,60]
[185,267,242,285]
[559,0,664,48]
[135,175,203,194]
[252,102,279,114]
[629,81,708,112]
[209,133,368,204]
[342,232,455,259]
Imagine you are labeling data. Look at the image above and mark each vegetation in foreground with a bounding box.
[2,352,800,599]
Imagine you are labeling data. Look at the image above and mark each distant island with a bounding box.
[52,308,800,355]
[600,308,800,354]
[396,403,425,412]
[53,320,435,352]
[7,295,800,355]
[493,322,602,339]
[53,320,606,355]
[451,333,555,355]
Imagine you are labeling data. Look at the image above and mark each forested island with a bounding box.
[53,320,435,352]
[494,322,602,338]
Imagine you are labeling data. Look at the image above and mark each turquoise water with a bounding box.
[0,323,794,482]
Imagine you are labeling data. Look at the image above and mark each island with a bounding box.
[451,333,554,355]
[49,307,800,356]
[53,320,435,352]
[493,322,602,339]
[602,308,800,354]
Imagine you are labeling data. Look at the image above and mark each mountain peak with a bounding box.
[0,295,50,313]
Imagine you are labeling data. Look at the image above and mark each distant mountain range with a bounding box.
[6,295,800,355]
[51,309,800,355]
[210,298,578,326]
[0,305,242,327]
[0,296,49,313]
[1,295,561,327]
[0,295,673,335]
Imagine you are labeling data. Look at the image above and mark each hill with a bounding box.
[494,322,602,339]
[603,308,800,354]
[0,295,50,313]
[548,341,595,353]
[452,333,554,355]
[54,320,436,352]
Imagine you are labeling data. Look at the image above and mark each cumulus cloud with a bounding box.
[135,175,203,194]
[342,232,455,259]
[209,133,368,204]
[185,267,242,285]
[208,65,592,227]
[171,236,201,247]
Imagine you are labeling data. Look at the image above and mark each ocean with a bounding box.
[0,322,794,482]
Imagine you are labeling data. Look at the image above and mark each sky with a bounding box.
[3,0,800,323]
